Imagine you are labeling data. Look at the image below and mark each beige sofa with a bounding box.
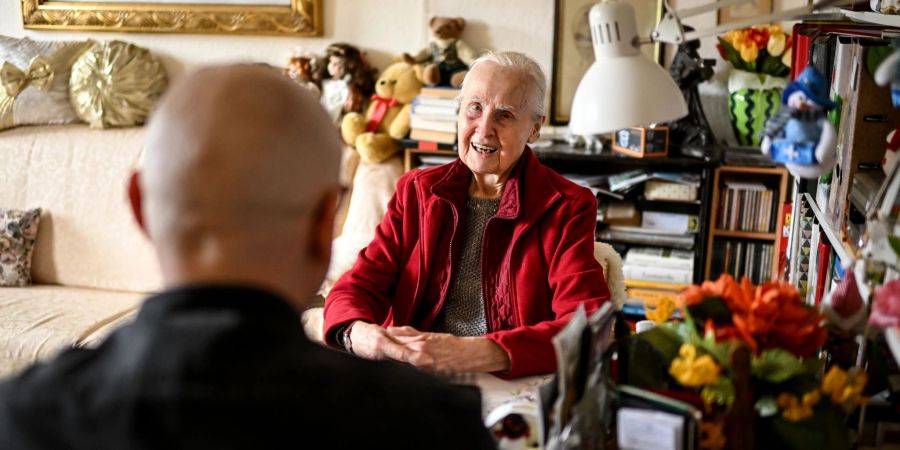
[0,124,161,377]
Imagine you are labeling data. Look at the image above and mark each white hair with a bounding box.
[462,51,546,120]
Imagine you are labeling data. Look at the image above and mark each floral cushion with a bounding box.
[0,208,41,287]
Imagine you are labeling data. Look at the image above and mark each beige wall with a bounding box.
[0,0,802,117]
[0,0,555,82]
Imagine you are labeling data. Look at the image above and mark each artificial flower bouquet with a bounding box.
[625,275,868,450]
[717,25,792,77]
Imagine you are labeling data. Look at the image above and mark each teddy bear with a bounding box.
[340,61,424,164]
[403,16,477,88]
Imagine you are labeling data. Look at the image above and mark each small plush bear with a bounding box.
[403,16,477,88]
[340,61,424,164]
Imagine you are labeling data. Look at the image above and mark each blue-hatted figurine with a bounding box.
[761,66,837,179]
[875,38,900,107]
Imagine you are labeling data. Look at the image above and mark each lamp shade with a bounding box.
[569,0,687,135]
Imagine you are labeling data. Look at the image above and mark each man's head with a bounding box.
[130,64,342,309]
[457,51,546,183]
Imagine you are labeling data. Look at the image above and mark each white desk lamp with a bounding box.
[569,0,857,136]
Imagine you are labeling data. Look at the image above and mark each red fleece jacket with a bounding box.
[324,148,610,378]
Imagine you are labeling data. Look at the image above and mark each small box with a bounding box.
[612,126,669,158]
[644,180,698,202]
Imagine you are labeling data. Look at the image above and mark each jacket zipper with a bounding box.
[436,198,459,321]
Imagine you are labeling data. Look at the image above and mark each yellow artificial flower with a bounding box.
[781,47,792,68]
[767,24,783,35]
[669,344,721,387]
[740,43,759,63]
[821,366,868,407]
[645,297,676,324]
[767,33,786,57]
[723,30,744,46]
[776,390,820,422]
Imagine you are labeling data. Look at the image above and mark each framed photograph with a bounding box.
[717,0,773,25]
[550,0,665,125]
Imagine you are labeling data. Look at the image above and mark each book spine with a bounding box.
[623,264,692,284]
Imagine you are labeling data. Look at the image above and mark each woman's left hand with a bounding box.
[386,326,511,375]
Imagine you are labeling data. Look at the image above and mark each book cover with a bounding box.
[418,86,461,99]
[411,102,459,116]
[625,247,694,270]
[641,211,699,234]
[623,263,693,284]
[624,279,690,291]
[410,128,457,144]
[410,115,457,133]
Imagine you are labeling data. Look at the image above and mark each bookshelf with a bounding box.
[705,165,789,283]
[403,147,457,172]
[401,141,718,284]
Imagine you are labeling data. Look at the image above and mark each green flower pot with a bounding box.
[727,70,788,147]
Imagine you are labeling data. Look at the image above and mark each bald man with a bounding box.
[0,65,493,450]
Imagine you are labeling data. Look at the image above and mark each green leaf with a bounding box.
[756,405,851,450]
[751,349,813,383]
[889,235,900,257]
[686,296,732,326]
[624,327,683,389]
[718,37,745,70]
[701,377,735,408]
[755,395,779,417]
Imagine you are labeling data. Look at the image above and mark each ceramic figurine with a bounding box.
[761,66,837,179]
[310,43,377,125]
[667,26,718,159]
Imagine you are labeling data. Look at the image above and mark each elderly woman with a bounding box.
[323,51,610,378]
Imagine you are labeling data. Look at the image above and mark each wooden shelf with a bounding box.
[711,229,778,240]
[403,148,457,172]
[705,165,789,281]
[801,193,856,266]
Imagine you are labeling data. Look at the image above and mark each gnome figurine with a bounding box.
[761,66,838,179]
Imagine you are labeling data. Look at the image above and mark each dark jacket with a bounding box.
[0,285,494,450]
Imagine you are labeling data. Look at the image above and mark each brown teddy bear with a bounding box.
[340,61,424,164]
[403,17,477,88]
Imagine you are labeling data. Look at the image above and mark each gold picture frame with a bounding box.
[550,0,665,125]
[20,0,322,36]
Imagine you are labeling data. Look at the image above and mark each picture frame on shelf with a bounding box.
[549,0,665,124]
[717,0,772,25]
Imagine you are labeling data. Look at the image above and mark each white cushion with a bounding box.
[0,285,142,377]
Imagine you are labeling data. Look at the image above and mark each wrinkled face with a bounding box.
[458,63,543,180]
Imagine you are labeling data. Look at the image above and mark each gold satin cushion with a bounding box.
[0,36,92,131]
[69,41,168,129]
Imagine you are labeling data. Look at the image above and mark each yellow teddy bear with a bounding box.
[340,61,424,164]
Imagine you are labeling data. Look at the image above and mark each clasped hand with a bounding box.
[348,322,510,375]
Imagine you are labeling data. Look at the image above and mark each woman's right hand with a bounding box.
[348,321,417,362]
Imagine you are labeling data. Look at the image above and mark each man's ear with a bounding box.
[309,189,338,263]
[127,171,148,237]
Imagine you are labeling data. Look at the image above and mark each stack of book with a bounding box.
[718,181,776,233]
[621,247,693,318]
[409,87,459,144]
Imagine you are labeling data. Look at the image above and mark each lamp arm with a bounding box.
[652,0,859,45]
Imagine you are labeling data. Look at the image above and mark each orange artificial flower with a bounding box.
[681,275,827,357]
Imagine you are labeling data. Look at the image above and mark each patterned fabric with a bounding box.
[0,208,41,287]
[69,40,168,129]
[0,36,92,130]
[433,197,499,336]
